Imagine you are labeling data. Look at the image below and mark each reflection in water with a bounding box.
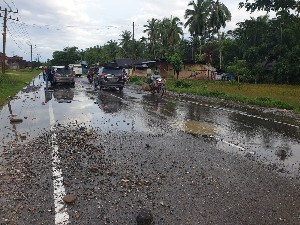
[141,94,177,116]
[169,119,216,136]
[44,86,75,103]
[45,90,53,103]
[97,91,124,114]
[53,87,74,103]
[7,100,19,141]
[228,112,298,162]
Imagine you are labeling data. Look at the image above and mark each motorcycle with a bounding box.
[151,76,166,96]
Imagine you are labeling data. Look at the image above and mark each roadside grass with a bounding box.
[130,75,300,114]
[0,69,41,107]
[128,75,145,86]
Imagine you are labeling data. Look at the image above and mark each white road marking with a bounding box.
[215,137,246,151]
[174,97,299,129]
[49,102,70,225]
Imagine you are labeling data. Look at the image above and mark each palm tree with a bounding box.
[119,30,132,47]
[119,30,132,58]
[184,0,211,55]
[168,16,183,47]
[144,18,160,58]
[209,0,231,68]
[209,0,231,34]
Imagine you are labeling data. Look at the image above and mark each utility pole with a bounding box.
[0,6,18,74]
[29,44,36,63]
[30,44,32,62]
[132,22,135,41]
[2,8,7,74]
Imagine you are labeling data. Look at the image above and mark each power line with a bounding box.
[9,0,32,44]
[0,2,18,73]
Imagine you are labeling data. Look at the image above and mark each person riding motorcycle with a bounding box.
[148,70,159,89]
[87,68,94,84]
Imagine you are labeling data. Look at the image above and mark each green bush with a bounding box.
[174,80,192,88]
[128,76,144,85]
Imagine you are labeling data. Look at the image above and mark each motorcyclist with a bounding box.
[148,70,159,90]
[87,68,94,84]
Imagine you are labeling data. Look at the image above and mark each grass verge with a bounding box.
[0,69,41,107]
[131,76,300,114]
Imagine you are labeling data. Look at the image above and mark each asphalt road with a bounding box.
[0,75,300,225]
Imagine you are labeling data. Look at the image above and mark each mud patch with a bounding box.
[169,119,216,136]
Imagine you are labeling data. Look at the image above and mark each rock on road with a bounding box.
[0,76,300,225]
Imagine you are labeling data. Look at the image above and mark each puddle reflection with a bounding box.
[169,119,216,136]
[45,86,75,103]
[96,91,125,114]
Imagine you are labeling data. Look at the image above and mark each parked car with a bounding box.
[69,64,83,77]
[51,66,75,86]
[94,67,126,91]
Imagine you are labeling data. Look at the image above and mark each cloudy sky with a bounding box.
[2,0,272,62]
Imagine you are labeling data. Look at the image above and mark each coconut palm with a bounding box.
[209,0,231,68]
[184,0,211,55]
[119,30,132,47]
[144,18,160,58]
[209,0,231,34]
[119,30,132,58]
[168,16,183,47]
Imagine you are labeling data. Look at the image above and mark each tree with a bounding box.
[226,58,251,82]
[184,0,211,55]
[209,0,231,34]
[209,0,231,69]
[144,18,160,59]
[168,53,183,79]
[119,30,132,58]
[168,16,184,47]
[239,0,300,14]
[51,46,80,66]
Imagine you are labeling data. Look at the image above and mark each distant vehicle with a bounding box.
[69,64,83,77]
[94,67,126,91]
[51,66,75,86]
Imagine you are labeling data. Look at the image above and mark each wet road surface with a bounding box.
[0,75,300,224]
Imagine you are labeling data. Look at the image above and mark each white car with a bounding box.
[69,64,83,77]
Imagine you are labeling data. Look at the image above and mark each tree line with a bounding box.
[50,0,300,84]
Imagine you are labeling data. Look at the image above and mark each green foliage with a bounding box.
[167,53,183,79]
[195,53,205,62]
[167,79,298,112]
[174,80,192,88]
[239,0,300,14]
[51,46,81,66]
[226,58,251,81]
[273,45,300,83]
[0,70,40,107]
[249,97,294,110]
[128,76,144,85]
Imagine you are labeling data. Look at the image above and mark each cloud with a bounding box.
[4,0,275,62]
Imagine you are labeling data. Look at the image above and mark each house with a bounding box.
[8,55,27,69]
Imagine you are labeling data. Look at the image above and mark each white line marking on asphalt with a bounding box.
[49,102,70,225]
[215,137,246,151]
[173,97,299,129]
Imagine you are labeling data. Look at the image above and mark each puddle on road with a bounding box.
[169,119,216,136]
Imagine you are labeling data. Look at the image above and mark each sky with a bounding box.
[1,0,273,62]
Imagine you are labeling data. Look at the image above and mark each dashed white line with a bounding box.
[173,97,299,129]
[215,137,246,151]
[49,102,70,225]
